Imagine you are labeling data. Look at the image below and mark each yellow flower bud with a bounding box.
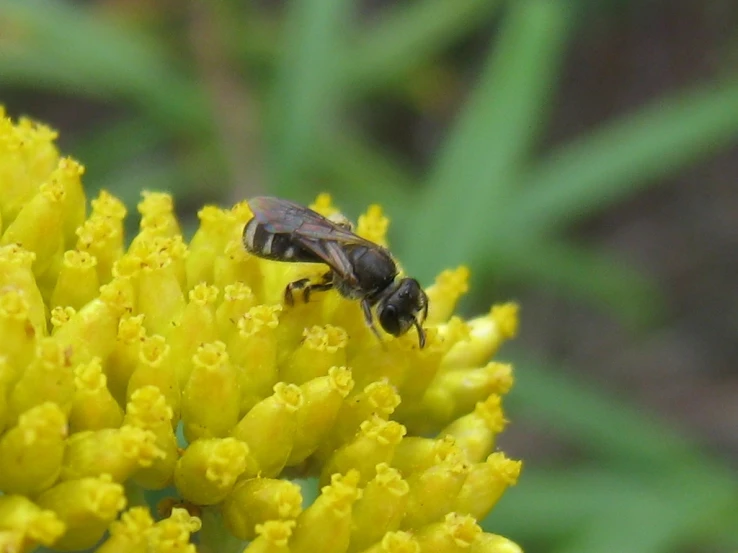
[174,437,256,505]
[135,241,186,336]
[0,402,67,495]
[50,305,76,334]
[0,358,11,434]
[287,366,354,465]
[69,357,124,432]
[90,189,127,221]
[242,519,296,553]
[417,362,514,430]
[106,313,146,406]
[471,533,523,553]
[231,382,303,477]
[442,304,519,370]
[309,193,338,216]
[110,255,140,311]
[126,334,180,426]
[169,283,220,388]
[0,495,66,550]
[146,507,201,553]
[35,473,126,551]
[182,341,240,441]
[60,425,164,483]
[215,282,257,341]
[273,279,331,345]
[53,279,128,366]
[222,478,303,540]
[390,435,456,479]
[281,324,348,384]
[453,453,521,520]
[94,506,153,553]
[0,112,58,225]
[348,338,414,392]
[413,512,481,553]
[321,416,407,486]
[401,446,470,530]
[425,266,470,325]
[440,395,507,463]
[186,206,236,288]
[138,191,180,238]
[0,287,38,383]
[0,244,46,335]
[397,328,446,403]
[214,238,264,297]
[75,215,123,285]
[124,386,178,490]
[289,471,362,553]
[356,204,389,247]
[1,181,65,276]
[51,250,99,310]
[8,337,74,424]
[348,463,409,553]
[230,304,282,413]
[316,379,401,464]
[54,157,87,250]
[357,530,419,553]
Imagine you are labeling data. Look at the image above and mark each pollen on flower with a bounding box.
[238,304,282,335]
[91,189,127,220]
[357,204,389,246]
[50,305,76,331]
[0,109,524,553]
[310,193,339,216]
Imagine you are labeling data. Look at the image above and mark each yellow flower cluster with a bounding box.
[0,107,522,553]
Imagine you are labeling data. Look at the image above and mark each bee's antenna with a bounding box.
[413,319,426,349]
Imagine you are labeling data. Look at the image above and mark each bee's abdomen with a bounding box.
[243,218,320,263]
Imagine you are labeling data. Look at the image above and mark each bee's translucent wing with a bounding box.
[247,196,363,284]
[248,196,378,247]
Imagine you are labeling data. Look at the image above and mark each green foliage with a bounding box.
[1,0,736,552]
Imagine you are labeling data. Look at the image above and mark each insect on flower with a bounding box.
[243,196,429,347]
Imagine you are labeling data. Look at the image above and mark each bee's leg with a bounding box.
[284,273,334,305]
[284,278,311,306]
[302,272,333,303]
[360,299,385,346]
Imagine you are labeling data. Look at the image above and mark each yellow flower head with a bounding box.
[0,109,522,552]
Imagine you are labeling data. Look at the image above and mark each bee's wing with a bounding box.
[248,196,378,248]
[248,196,369,284]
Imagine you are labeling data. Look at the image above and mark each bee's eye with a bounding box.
[378,304,401,336]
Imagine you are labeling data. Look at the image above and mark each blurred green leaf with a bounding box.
[513,79,738,234]
[313,129,417,211]
[401,0,571,280]
[344,0,502,94]
[485,237,664,326]
[505,353,738,483]
[70,117,168,177]
[0,0,208,134]
[268,0,352,195]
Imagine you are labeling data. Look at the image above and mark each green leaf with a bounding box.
[267,0,352,195]
[344,0,502,94]
[485,237,664,326]
[312,129,417,212]
[513,79,738,234]
[400,0,571,280]
[505,353,737,478]
[0,0,208,134]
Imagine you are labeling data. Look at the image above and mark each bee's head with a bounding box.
[376,278,428,348]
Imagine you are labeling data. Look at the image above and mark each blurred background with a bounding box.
[1,0,737,551]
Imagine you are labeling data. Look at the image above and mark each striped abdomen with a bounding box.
[242,218,321,263]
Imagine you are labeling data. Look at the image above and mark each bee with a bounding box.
[243,196,428,348]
